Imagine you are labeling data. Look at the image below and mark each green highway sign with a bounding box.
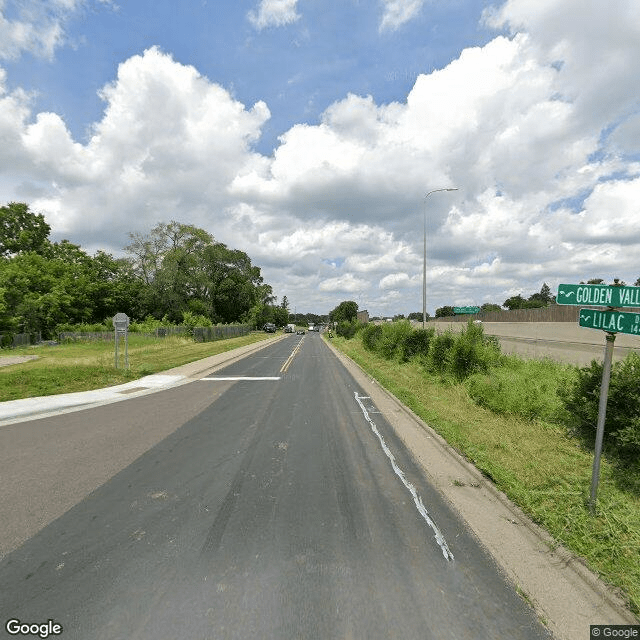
[454,306,480,315]
[579,308,640,336]
[557,283,640,308]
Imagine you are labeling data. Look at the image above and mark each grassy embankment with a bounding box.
[0,332,274,401]
[330,334,640,616]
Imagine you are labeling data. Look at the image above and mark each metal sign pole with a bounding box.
[589,331,616,513]
[114,327,119,369]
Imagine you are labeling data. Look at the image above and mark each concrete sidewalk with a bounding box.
[0,335,285,426]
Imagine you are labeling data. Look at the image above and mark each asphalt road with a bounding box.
[0,334,551,639]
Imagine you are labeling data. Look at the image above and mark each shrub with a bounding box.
[180,311,213,337]
[361,324,383,352]
[1,333,14,348]
[129,315,173,332]
[428,331,456,373]
[400,328,435,362]
[379,321,413,360]
[560,352,640,460]
[449,321,501,380]
[336,320,358,339]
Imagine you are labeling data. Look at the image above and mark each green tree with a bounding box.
[329,300,358,324]
[0,251,91,337]
[125,221,268,324]
[503,295,526,310]
[528,283,553,305]
[435,305,454,318]
[480,303,502,313]
[0,202,51,257]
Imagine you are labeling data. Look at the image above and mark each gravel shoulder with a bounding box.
[0,355,38,367]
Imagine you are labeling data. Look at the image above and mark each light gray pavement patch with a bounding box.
[0,355,38,367]
[323,337,638,640]
[0,335,286,426]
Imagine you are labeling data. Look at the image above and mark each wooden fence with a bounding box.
[433,304,640,323]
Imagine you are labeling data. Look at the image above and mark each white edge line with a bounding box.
[354,392,454,562]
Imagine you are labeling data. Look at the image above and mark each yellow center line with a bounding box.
[280,338,304,373]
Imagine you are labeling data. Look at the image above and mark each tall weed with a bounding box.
[465,357,575,423]
[425,321,499,379]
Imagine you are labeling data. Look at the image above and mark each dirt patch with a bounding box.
[0,355,38,367]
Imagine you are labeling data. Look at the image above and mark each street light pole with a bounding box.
[423,188,458,329]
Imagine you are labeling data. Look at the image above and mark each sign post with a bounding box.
[558,283,640,512]
[113,313,130,369]
[590,332,615,512]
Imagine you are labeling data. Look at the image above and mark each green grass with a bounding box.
[464,356,576,423]
[331,335,640,616]
[0,332,274,401]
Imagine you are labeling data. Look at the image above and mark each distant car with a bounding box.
[263,323,276,333]
[296,329,305,335]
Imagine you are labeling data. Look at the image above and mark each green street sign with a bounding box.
[579,308,640,335]
[557,283,640,308]
[454,306,480,315]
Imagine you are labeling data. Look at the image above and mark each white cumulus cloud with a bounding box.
[379,0,425,32]
[248,0,300,30]
[0,0,111,60]
[2,0,640,315]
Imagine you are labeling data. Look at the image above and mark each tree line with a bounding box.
[0,202,288,341]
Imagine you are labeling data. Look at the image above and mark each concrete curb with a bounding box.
[323,336,638,639]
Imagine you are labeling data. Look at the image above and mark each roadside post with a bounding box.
[113,312,130,370]
[557,283,640,512]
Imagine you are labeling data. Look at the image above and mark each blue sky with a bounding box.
[1,0,640,316]
[4,0,497,152]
